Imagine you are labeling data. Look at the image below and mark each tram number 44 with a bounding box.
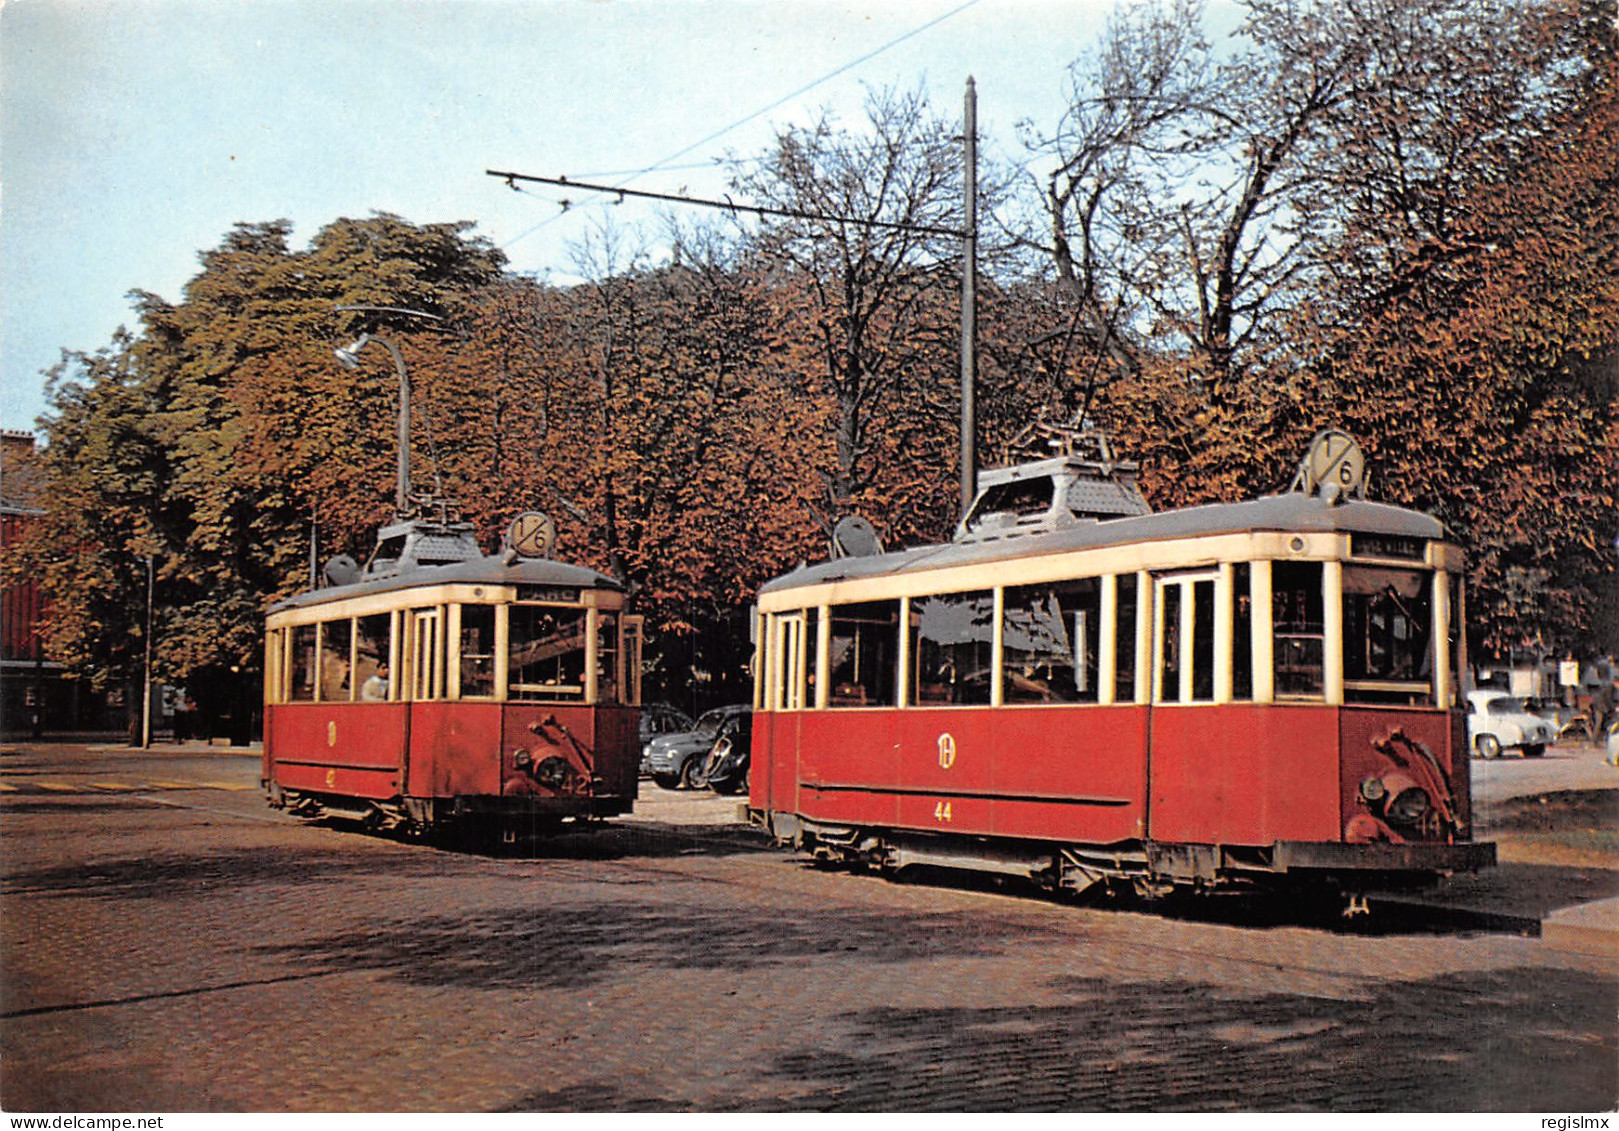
[933,801,953,823]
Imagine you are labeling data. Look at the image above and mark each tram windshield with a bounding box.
[1342,566,1433,705]
[509,605,587,700]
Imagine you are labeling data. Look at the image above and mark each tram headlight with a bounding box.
[1386,786,1431,826]
[1358,777,1387,804]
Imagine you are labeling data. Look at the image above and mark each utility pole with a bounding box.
[960,76,978,517]
[140,555,153,749]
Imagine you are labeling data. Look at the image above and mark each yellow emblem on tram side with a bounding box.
[937,732,956,770]
[327,721,337,748]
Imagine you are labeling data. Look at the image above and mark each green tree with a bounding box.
[18,332,171,736]
[29,215,506,729]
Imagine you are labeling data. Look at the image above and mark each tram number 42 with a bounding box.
[933,801,953,823]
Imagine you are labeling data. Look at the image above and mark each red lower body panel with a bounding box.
[756,705,1148,844]
[266,701,638,820]
[752,702,1473,855]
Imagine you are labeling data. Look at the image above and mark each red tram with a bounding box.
[747,430,1494,899]
[263,506,643,835]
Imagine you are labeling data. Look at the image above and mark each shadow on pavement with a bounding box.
[259,901,1070,992]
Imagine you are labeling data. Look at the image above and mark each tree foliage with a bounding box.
[18,2,1617,723]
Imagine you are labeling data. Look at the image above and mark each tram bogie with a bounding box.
[747,429,1495,898]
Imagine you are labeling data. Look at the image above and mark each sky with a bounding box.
[0,0,1230,435]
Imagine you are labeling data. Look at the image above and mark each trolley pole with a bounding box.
[960,76,978,518]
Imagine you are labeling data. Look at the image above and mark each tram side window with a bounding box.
[912,590,995,706]
[1002,580,1101,704]
[595,611,619,703]
[804,607,820,707]
[828,600,900,707]
[1343,566,1432,705]
[320,619,353,701]
[1233,564,1253,701]
[289,624,317,702]
[509,605,587,700]
[356,613,391,701]
[1115,574,1138,703]
[459,605,496,699]
[1274,561,1324,698]
[1447,574,1463,704]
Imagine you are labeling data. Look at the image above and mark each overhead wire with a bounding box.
[497,0,984,251]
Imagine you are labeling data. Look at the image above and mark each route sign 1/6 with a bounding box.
[1291,429,1366,502]
[504,511,556,559]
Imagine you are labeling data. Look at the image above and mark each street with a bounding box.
[1,740,1614,1113]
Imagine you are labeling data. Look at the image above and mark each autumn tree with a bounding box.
[27,215,506,731]
[526,219,826,705]
[1032,0,1616,659]
[726,86,970,538]
[1298,0,1619,658]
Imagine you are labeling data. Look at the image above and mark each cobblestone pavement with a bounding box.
[1,744,1614,1113]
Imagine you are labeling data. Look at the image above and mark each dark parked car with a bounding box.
[643,704,750,789]
[638,703,695,757]
[692,711,753,795]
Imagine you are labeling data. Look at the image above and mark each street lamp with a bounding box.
[333,332,415,516]
[332,306,443,518]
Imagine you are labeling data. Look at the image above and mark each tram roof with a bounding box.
[269,554,623,612]
[761,492,1447,594]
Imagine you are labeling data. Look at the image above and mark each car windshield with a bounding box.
[1486,697,1528,715]
[693,709,733,736]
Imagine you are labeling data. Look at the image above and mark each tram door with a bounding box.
[774,614,807,712]
[761,612,807,807]
[1152,573,1216,705]
[407,609,444,700]
[1147,572,1220,841]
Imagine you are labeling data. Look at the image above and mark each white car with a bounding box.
[1466,690,1553,759]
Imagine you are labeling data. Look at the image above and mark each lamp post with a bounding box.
[334,332,415,515]
[332,307,443,518]
[140,554,153,749]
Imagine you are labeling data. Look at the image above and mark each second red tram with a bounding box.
[263,510,643,836]
[748,432,1494,897]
